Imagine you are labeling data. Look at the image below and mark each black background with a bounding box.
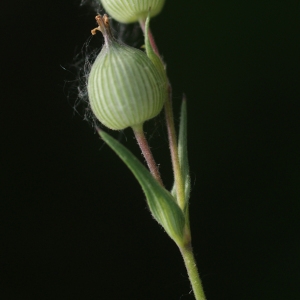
[1,0,300,299]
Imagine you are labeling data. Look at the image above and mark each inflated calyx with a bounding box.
[100,0,165,23]
[88,15,167,130]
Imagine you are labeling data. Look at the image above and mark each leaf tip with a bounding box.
[96,126,104,137]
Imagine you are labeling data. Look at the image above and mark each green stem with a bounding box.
[179,240,207,300]
[132,123,164,186]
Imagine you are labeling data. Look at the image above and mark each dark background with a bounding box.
[1,0,300,299]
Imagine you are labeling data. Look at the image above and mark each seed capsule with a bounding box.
[88,15,167,130]
[100,0,165,23]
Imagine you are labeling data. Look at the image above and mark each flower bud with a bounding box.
[88,15,167,130]
[100,0,165,23]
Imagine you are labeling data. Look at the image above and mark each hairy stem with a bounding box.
[139,19,206,300]
[164,86,185,209]
[180,241,206,300]
[132,123,164,186]
[139,19,185,209]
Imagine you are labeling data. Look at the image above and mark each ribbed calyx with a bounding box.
[88,15,167,130]
[100,0,165,23]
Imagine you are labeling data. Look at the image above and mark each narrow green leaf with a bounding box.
[178,97,191,203]
[171,98,191,215]
[98,129,185,245]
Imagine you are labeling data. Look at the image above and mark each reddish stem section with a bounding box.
[139,20,160,56]
[139,20,185,207]
[132,124,164,186]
